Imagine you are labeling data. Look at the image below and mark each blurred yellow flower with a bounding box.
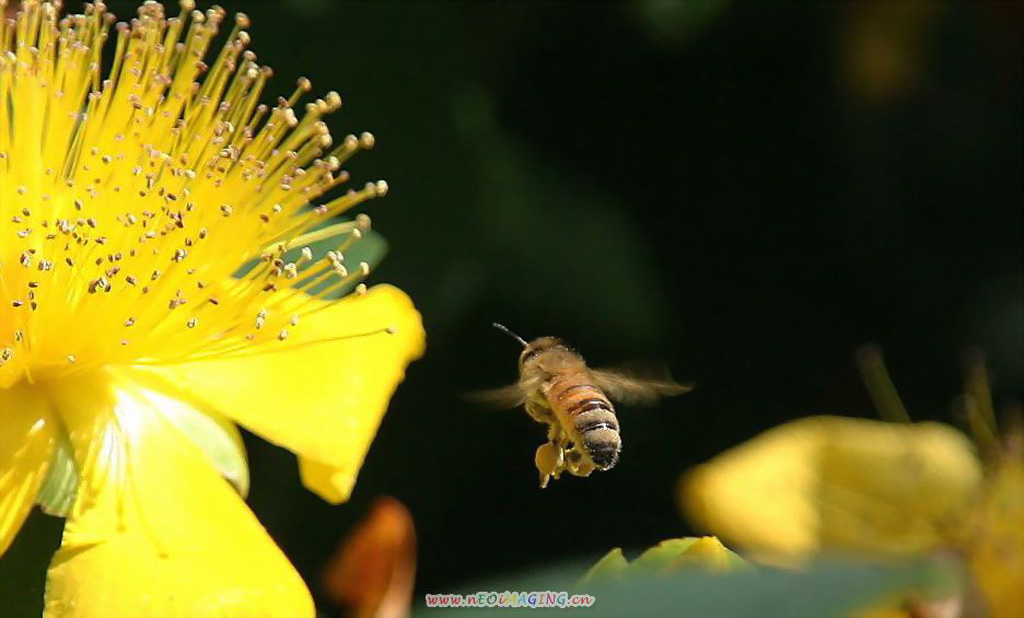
[680,350,1022,616]
[0,1,424,616]
[683,416,982,561]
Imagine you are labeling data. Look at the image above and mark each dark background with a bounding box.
[3,1,1021,616]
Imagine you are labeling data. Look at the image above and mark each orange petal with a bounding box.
[322,496,416,618]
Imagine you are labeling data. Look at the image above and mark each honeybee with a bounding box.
[477,323,691,488]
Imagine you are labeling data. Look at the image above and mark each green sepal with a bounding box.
[582,537,752,583]
[156,394,250,497]
[580,548,629,584]
[634,537,751,573]
[234,218,389,299]
[36,429,79,517]
[631,538,703,571]
[305,227,388,299]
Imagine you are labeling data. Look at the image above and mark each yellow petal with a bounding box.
[683,419,823,558]
[0,382,56,556]
[43,372,313,617]
[682,416,983,561]
[141,284,424,503]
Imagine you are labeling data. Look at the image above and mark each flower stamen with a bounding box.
[0,1,391,386]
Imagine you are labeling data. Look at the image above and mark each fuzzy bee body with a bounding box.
[543,370,621,470]
[478,326,690,488]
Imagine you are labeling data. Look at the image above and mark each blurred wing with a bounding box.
[589,364,692,406]
[464,382,531,409]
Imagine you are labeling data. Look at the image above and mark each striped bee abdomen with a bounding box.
[547,376,622,470]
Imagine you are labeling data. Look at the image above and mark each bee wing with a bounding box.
[464,382,532,409]
[589,364,692,406]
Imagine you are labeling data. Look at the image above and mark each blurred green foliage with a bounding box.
[417,557,961,618]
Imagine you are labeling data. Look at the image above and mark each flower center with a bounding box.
[0,1,385,388]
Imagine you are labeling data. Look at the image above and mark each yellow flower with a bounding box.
[680,350,1022,616]
[0,2,424,616]
[682,416,983,561]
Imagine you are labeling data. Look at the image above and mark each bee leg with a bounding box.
[546,421,563,443]
[573,458,597,478]
[534,441,565,489]
[525,397,556,425]
[564,448,596,477]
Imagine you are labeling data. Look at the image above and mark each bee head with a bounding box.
[492,324,577,372]
[518,336,572,370]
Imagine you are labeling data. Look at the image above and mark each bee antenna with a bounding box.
[492,322,528,347]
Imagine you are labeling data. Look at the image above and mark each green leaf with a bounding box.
[415,558,958,618]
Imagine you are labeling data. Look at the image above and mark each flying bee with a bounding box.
[477,323,691,488]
